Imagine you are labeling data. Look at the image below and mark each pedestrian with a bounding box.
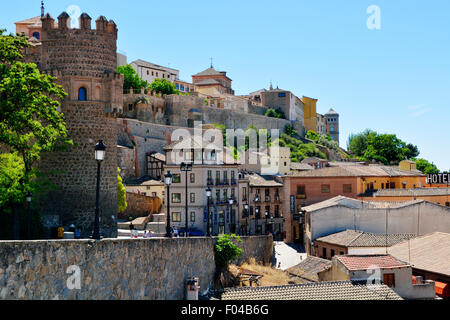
[148,231,153,238]
[173,227,179,238]
[278,262,281,269]
[129,221,135,239]
[143,230,148,238]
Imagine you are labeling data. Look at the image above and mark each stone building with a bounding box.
[130,59,179,84]
[192,66,234,96]
[23,12,123,237]
[325,108,339,144]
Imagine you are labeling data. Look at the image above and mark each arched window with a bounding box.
[330,124,335,132]
[78,87,87,101]
[32,32,40,39]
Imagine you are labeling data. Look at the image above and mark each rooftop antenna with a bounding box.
[210,57,214,68]
[41,1,45,18]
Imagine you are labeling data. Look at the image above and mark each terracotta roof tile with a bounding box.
[336,255,410,271]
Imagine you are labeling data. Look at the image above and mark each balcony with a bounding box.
[207,179,214,186]
[274,196,282,203]
[265,196,271,203]
[231,179,237,185]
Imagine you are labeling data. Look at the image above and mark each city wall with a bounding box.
[0,236,273,300]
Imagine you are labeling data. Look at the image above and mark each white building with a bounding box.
[130,59,179,84]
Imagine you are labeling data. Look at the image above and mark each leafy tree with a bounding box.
[117,168,127,214]
[414,158,439,174]
[0,30,71,238]
[214,234,242,270]
[347,129,375,157]
[265,108,285,119]
[148,78,179,96]
[284,125,298,138]
[305,130,319,142]
[0,153,25,207]
[404,143,420,160]
[117,64,148,91]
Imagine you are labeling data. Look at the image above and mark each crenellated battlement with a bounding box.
[41,12,118,37]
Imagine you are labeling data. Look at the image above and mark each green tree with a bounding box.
[404,143,420,160]
[117,168,127,214]
[347,129,375,157]
[0,153,24,207]
[148,78,179,96]
[265,108,285,119]
[117,64,148,91]
[414,158,439,174]
[214,234,242,271]
[284,125,298,138]
[305,130,319,142]
[0,30,70,238]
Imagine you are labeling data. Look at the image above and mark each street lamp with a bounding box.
[265,210,269,235]
[244,203,249,236]
[93,140,106,240]
[206,187,212,237]
[165,171,173,238]
[228,198,234,234]
[180,162,193,237]
[26,192,32,240]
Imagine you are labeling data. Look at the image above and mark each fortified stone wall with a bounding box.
[32,12,123,238]
[0,236,273,300]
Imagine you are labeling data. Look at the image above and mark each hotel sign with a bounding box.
[426,173,450,185]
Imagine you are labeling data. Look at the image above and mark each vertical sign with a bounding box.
[290,195,295,214]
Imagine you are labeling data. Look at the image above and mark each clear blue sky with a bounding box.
[3,0,450,170]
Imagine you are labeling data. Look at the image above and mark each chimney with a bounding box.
[186,277,200,301]
[41,13,54,31]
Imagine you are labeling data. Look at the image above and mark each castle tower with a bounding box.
[31,12,123,237]
[325,108,339,145]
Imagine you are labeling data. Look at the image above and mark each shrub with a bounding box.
[214,234,243,270]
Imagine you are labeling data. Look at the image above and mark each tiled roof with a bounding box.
[325,108,339,115]
[193,67,227,77]
[287,256,332,281]
[150,152,166,162]
[301,157,328,163]
[194,79,221,86]
[164,135,223,150]
[370,188,450,197]
[290,162,314,171]
[302,195,426,212]
[336,255,410,271]
[316,230,416,248]
[388,232,450,277]
[248,173,283,187]
[15,16,42,25]
[219,281,402,300]
[288,164,425,177]
[131,59,179,73]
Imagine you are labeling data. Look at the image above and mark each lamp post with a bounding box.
[180,162,193,237]
[206,187,212,237]
[228,198,234,234]
[244,203,249,235]
[93,140,106,240]
[165,171,173,238]
[265,210,269,235]
[26,192,32,240]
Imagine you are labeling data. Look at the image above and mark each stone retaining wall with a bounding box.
[0,236,272,300]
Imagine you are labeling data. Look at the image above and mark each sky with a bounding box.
[2,0,450,170]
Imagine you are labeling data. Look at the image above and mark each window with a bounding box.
[402,182,407,189]
[321,184,331,193]
[128,104,133,111]
[78,87,87,101]
[446,202,450,207]
[172,174,181,183]
[175,84,179,90]
[390,182,396,189]
[152,192,157,197]
[242,187,247,201]
[156,72,159,77]
[330,125,335,132]
[180,85,185,91]
[190,193,195,203]
[190,212,195,222]
[381,183,385,189]
[172,193,181,203]
[278,92,286,98]
[223,189,228,201]
[322,248,327,259]
[172,212,181,222]
[383,274,395,287]
[331,249,335,257]
[152,71,154,76]
[223,171,228,182]
[147,70,149,75]
[32,32,40,39]
[190,173,195,183]
[340,251,345,255]
[343,184,352,193]
[297,185,306,195]
[231,188,235,199]
[216,190,221,202]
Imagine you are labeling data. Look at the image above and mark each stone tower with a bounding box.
[325,108,339,145]
[31,12,123,238]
